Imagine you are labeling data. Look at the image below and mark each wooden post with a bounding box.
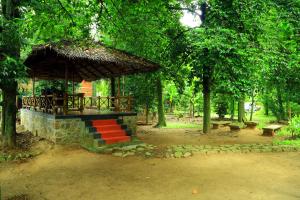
[63,66,69,115]
[110,77,115,111]
[117,77,121,97]
[32,77,35,97]
[116,77,121,112]
[72,70,75,108]
[32,77,36,109]
[110,77,115,97]
[122,76,125,96]
[98,96,101,110]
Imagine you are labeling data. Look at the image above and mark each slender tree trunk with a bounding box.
[1,0,20,148]
[230,100,235,120]
[2,83,17,147]
[203,65,211,134]
[155,77,166,127]
[250,89,255,121]
[264,96,269,116]
[286,99,291,120]
[238,98,245,122]
[1,91,6,137]
[145,101,149,125]
[276,87,284,121]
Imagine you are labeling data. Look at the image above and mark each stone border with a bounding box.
[166,144,300,158]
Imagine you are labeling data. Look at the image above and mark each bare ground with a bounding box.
[0,147,300,200]
[1,126,299,200]
[138,125,274,147]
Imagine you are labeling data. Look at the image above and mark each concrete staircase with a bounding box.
[85,119,132,145]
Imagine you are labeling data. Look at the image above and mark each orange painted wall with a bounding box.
[81,80,93,96]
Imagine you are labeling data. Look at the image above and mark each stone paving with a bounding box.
[166,143,300,158]
[96,142,300,158]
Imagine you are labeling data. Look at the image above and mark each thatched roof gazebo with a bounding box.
[22,41,160,115]
[25,41,160,82]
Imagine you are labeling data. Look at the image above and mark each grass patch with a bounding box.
[273,139,300,147]
[251,109,277,129]
[163,122,201,129]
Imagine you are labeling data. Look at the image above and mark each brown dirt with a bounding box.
[0,125,54,157]
[137,125,274,147]
[1,125,299,200]
[0,146,300,200]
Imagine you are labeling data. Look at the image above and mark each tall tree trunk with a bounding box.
[276,87,285,121]
[250,89,255,121]
[230,100,235,120]
[1,0,20,148]
[2,83,17,147]
[264,96,269,116]
[1,91,6,137]
[286,99,291,120]
[155,77,166,127]
[238,98,245,122]
[203,65,211,134]
[145,100,149,125]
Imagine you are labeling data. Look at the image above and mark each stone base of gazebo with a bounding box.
[20,109,137,146]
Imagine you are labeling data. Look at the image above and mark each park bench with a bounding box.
[228,124,241,131]
[212,121,231,129]
[262,125,283,136]
[244,121,258,129]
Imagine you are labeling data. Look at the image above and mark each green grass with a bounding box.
[251,109,277,129]
[163,122,201,129]
[273,139,300,147]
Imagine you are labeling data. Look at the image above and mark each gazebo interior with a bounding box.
[22,41,160,115]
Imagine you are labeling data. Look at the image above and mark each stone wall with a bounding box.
[21,109,85,144]
[21,109,138,146]
[121,115,137,135]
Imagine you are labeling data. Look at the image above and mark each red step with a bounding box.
[99,130,127,139]
[95,125,123,132]
[91,119,131,145]
[92,119,118,126]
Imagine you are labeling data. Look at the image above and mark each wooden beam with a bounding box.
[63,65,69,115]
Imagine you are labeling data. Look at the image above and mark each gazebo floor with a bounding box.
[54,109,137,120]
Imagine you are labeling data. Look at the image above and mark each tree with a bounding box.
[0,0,25,148]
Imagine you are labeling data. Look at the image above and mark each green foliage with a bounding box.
[290,103,300,117]
[0,56,26,86]
[287,116,300,138]
[213,97,228,119]
[94,80,109,96]
[163,122,201,129]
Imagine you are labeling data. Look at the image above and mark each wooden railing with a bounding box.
[83,96,133,112]
[22,94,133,114]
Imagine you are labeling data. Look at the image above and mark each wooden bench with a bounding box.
[212,121,231,129]
[245,121,258,129]
[229,124,241,131]
[262,125,283,136]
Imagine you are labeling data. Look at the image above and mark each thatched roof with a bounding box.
[24,41,160,82]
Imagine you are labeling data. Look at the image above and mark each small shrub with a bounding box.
[287,116,300,139]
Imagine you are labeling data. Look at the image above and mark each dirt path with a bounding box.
[138,126,273,147]
[1,146,300,200]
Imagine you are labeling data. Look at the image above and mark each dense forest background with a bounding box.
[0,0,299,147]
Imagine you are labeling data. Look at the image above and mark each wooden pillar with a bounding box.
[122,76,125,96]
[110,77,115,111]
[32,78,35,97]
[110,77,115,97]
[32,71,36,109]
[63,66,69,115]
[72,71,75,109]
[117,77,121,97]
